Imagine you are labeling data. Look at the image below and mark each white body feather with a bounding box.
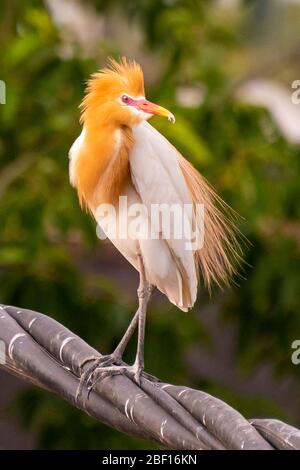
[70,122,198,311]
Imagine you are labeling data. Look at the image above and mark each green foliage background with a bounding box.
[0,0,299,449]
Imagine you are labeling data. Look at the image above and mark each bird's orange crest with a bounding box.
[104,57,145,96]
[80,57,145,122]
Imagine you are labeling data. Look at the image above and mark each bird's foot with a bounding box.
[88,361,144,393]
[76,354,145,398]
[76,353,122,404]
[125,361,143,384]
[76,355,160,405]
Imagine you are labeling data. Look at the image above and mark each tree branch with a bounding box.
[0,304,299,450]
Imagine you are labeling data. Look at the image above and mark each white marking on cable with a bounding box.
[130,404,136,425]
[125,399,130,420]
[8,334,26,359]
[160,419,167,439]
[59,336,75,362]
[28,318,37,329]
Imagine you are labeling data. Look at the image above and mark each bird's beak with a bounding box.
[136,99,175,123]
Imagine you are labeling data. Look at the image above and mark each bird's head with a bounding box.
[80,57,175,128]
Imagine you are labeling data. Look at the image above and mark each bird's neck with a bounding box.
[74,121,133,212]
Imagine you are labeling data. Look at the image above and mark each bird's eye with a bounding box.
[121,95,130,104]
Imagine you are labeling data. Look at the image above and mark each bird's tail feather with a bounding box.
[179,156,244,290]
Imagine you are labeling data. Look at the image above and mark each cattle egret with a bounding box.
[69,58,241,393]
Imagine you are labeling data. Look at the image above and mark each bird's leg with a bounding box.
[130,253,150,383]
[97,307,141,365]
[112,299,141,361]
[76,255,152,402]
[76,309,140,402]
[76,307,141,402]
[94,254,152,384]
[81,282,152,371]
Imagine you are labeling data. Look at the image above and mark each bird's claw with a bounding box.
[76,354,122,404]
[77,363,146,404]
[76,354,159,406]
[85,363,144,400]
[89,363,143,388]
[87,365,127,397]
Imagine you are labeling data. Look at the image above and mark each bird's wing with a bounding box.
[130,121,198,309]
